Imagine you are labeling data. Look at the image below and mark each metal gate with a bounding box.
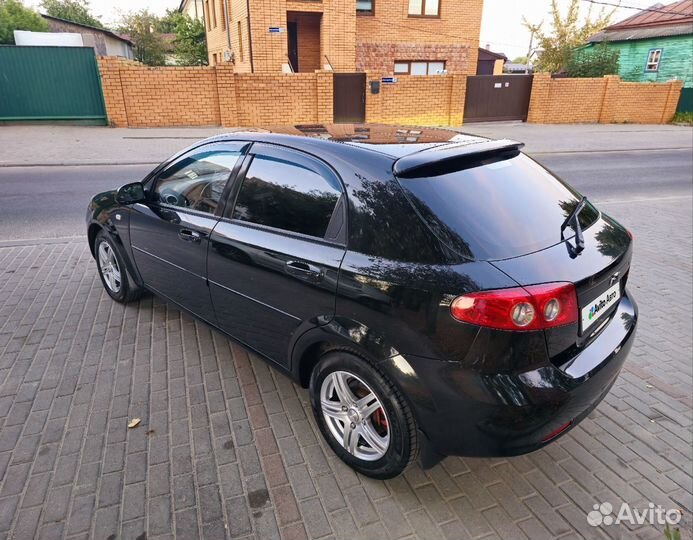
[464,75,533,123]
[333,73,366,123]
[0,46,107,124]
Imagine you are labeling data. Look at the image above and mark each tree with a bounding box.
[40,0,103,28]
[566,42,620,77]
[0,0,48,44]
[512,56,528,64]
[173,14,207,65]
[523,0,615,73]
[117,10,166,66]
[155,8,182,33]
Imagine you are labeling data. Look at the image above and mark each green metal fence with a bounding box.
[677,88,692,114]
[0,46,107,124]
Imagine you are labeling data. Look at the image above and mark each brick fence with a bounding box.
[97,57,683,128]
[527,73,683,124]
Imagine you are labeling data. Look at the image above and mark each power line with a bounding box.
[581,0,693,16]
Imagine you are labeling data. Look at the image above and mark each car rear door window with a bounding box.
[398,154,599,261]
[153,145,245,215]
[231,148,342,239]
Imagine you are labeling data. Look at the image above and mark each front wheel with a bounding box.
[310,351,418,479]
[94,230,143,303]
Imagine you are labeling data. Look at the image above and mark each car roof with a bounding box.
[202,123,491,160]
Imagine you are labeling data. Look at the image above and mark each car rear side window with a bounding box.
[153,144,245,215]
[232,150,342,239]
[398,154,599,261]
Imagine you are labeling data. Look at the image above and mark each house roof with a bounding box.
[588,1,693,42]
[41,14,133,45]
[477,48,507,61]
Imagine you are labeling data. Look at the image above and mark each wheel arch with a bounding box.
[88,220,144,288]
[293,317,444,469]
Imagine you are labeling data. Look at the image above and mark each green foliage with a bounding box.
[173,14,207,66]
[40,0,103,28]
[566,43,620,78]
[512,56,528,64]
[117,10,166,66]
[524,0,614,73]
[671,111,693,125]
[155,8,182,33]
[0,0,48,44]
[664,523,682,540]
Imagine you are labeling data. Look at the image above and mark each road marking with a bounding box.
[596,195,692,205]
[532,147,693,156]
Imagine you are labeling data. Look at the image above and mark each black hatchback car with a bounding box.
[86,124,637,479]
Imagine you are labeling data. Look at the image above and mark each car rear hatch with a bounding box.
[394,140,633,366]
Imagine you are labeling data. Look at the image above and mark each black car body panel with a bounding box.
[86,124,637,463]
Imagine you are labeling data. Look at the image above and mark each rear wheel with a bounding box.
[94,230,142,303]
[310,351,418,479]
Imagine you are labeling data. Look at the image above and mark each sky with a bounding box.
[26,0,670,59]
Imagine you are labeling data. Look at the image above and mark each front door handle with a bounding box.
[285,260,322,281]
[178,229,205,243]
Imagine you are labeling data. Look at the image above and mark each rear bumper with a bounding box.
[386,289,637,458]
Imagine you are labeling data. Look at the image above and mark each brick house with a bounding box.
[192,0,482,75]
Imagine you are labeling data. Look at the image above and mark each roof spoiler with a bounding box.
[393,139,525,178]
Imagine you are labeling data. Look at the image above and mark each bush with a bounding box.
[566,43,620,78]
[671,112,693,126]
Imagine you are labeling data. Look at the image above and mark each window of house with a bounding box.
[220,0,226,30]
[394,61,446,75]
[408,0,439,17]
[645,48,662,72]
[211,0,217,27]
[204,0,211,30]
[238,21,244,60]
[357,0,374,14]
[153,146,245,215]
[231,151,342,238]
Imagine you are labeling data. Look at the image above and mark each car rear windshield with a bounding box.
[397,154,600,261]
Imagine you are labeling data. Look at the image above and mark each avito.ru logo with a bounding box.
[587,501,682,527]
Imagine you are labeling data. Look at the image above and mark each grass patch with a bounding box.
[671,111,693,125]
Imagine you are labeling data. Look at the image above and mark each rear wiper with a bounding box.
[561,196,587,255]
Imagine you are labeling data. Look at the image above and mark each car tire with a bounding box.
[310,350,418,479]
[94,230,143,304]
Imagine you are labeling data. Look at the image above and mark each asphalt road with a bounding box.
[0,148,691,241]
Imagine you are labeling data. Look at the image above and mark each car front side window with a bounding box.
[231,149,343,239]
[153,145,245,215]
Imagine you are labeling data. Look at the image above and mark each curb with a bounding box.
[0,161,160,168]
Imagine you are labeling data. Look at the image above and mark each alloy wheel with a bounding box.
[319,370,390,461]
[98,241,122,293]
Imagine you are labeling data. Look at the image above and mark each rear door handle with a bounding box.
[178,229,205,243]
[285,260,322,280]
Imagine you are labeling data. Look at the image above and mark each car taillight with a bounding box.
[450,282,578,331]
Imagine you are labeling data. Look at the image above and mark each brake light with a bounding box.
[450,283,578,331]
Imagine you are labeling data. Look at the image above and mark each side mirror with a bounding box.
[116,182,146,205]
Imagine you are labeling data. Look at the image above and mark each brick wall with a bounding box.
[98,58,682,128]
[97,57,329,127]
[528,73,683,124]
[203,0,481,74]
[356,43,473,74]
[365,73,466,126]
[355,0,481,75]
[235,73,319,125]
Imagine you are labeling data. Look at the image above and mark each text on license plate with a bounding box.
[581,282,621,332]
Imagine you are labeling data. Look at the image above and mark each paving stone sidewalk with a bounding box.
[0,196,691,540]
